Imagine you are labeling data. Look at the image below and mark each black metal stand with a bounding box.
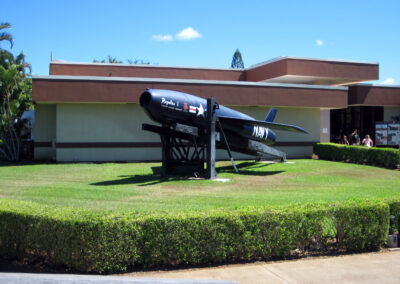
[160,132,206,177]
[142,97,219,179]
[206,97,217,179]
[142,123,206,177]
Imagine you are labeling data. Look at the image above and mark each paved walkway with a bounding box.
[122,249,400,284]
[0,274,233,284]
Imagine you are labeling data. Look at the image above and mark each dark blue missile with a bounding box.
[140,89,307,151]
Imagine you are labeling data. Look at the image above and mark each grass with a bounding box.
[0,159,399,214]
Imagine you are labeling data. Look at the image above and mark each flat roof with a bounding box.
[245,57,379,85]
[52,56,379,71]
[50,60,245,72]
[50,57,379,86]
[32,74,348,108]
[248,56,379,70]
[33,75,348,91]
[348,84,400,106]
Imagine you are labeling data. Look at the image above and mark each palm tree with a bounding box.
[0,23,32,161]
[0,64,25,161]
[0,50,31,75]
[93,56,123,63]
[0,22,13,50]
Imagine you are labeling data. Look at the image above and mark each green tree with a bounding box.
[126,58,150,65]
[0,50,32,74]
[230,49,244,68]
[93,56,123,63]
[0,65,28,160]
[0,23,32,161]
[93,56,150,65]
[0,22,13,49]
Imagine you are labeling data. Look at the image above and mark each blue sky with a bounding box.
[1,0,399,84]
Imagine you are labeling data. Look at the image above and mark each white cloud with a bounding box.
[176,27,202,40]
[316,39,324,46]
[152,34,173,41]
[380,78,395,85]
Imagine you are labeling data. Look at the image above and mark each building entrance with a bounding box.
[330,106,383,144]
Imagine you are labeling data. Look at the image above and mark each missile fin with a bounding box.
[218,116,308,134]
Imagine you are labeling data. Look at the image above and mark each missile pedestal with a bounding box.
[142,123,207,177]
[206,97,218,179]
[142,97,218,179]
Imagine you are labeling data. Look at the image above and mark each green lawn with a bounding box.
[0,159,399,214]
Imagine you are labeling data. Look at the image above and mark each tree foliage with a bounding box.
[231,49,244,69]
[93,56,150,65]
[0,23,32,161]
[0,22,13,49]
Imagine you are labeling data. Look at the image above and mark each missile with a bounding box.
[140,89,307,160]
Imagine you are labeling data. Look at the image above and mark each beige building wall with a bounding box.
[319,109,330,142]
[384,106,400,121]
[55,103,161,162]
[34,104,56,160]
[56,103,157,143]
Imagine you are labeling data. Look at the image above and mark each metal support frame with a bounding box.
[160,132,205,176]
[142,123,206,177]
[206,97,218,179]
[142,97,220,179]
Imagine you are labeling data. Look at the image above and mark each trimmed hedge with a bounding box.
[314,143,399,169]
[0,198,392,273]
[387,198,400,231]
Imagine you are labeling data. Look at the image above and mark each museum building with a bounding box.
[32,56,400,162]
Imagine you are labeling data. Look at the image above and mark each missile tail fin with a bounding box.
[265,107,278,122]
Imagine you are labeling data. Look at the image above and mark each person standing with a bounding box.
[362,135,374,147]
[342,135,350,145]
[350,130,360,145]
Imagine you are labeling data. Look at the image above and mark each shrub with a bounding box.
[314,143,399,169]
[0,198,390,273]
[386,197,400,231]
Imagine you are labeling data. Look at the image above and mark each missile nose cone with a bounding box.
[140,90,152,107]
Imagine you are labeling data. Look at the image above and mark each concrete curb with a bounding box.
[0,273,236,284]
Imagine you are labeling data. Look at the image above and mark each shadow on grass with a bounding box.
[91,166,170,187]
[91,162,284,186]
[0,160,55,167]
[217,161,284,176]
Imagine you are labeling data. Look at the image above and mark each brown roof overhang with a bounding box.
[246,57,379,85]
[349,85,400,106]
[33,76,348,108]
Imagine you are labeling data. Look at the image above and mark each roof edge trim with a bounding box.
[353,83,400,88]
[50,61,244,72]
[33,75,348,91]
[248,56,379,70]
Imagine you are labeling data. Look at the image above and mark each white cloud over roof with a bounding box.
[316,39,324,46]
[152,34,173,41]
[176,27,202,40]
[152,27,202,42]
[380,78,395,85]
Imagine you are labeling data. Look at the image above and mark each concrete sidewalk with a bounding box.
[0,273,234,284]
[122,249,400,284]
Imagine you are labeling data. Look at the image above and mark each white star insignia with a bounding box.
[197,104,204,117]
